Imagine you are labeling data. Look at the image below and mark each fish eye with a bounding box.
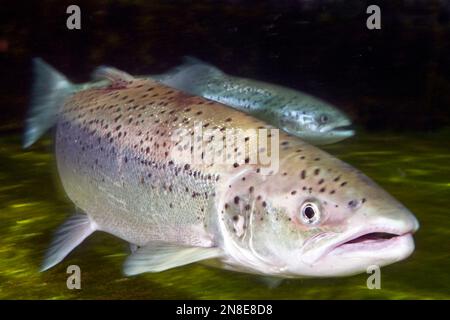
[300,202,321,224]
[319,114,328,124]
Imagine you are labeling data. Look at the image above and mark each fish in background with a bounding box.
[152,57,355,145]
[24,59,418,280]
[23,58,353,148]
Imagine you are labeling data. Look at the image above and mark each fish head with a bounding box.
[279,97,354,144]
[218,146,419,278]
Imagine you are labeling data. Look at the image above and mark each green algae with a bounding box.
[0,130,449,299]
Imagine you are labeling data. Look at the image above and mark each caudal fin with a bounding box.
[23,58,73,148]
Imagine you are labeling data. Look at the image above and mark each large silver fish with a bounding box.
[153,57,355,145]
[26,59,418,279]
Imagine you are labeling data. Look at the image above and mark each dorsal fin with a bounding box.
[181,56,222,75]
[150,57,223,94]
[92,66,134,86]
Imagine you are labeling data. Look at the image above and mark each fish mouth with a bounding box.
[329,231,412,254]
[297,227,416,277]
[303,220,418,264]
[322,226,414,257]
[321,124,355,137]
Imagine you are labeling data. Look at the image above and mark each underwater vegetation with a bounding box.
[0,130,449,299]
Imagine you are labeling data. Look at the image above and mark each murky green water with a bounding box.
[0,129,449,299]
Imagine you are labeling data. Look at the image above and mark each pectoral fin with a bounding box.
[123,242,222,276]
[260,276,284,288]
[41,214,95,272]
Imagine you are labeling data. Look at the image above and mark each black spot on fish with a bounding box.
[301,170,306,179]
[348,200,359,208]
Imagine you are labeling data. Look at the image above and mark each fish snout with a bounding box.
[359,204,419,236]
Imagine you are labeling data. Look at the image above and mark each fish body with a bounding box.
[27,60,418,278]
[153,57,354,145]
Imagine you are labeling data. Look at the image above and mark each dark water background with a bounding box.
[0,0,449,299]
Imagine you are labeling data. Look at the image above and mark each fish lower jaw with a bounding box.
[329,128,355,137]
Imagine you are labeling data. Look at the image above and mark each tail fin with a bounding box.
[23,58,73,148]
